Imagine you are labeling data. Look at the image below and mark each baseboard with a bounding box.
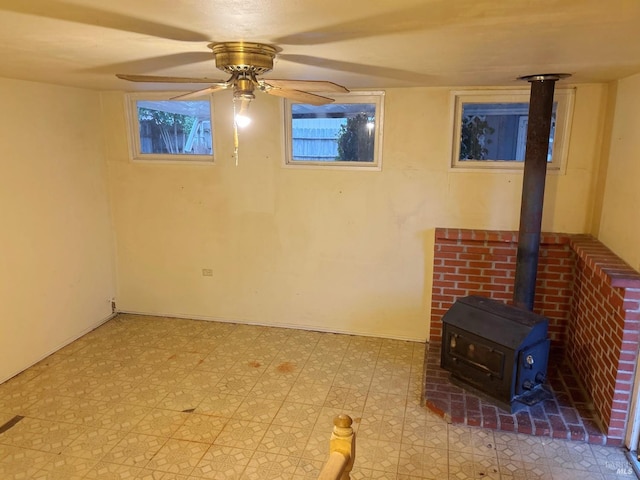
[0,311,117,385]
[117,308,427,343]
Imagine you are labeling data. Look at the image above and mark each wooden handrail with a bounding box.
[317,414,355,480]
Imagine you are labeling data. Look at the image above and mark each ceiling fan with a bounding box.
[117,42,349,162]
[116,41,349,106]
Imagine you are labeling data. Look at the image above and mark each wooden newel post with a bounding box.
[318,414,355,480]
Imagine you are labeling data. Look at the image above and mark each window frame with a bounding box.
[283,90,385,171]
[124,92,215,164]
[449,88,575,173]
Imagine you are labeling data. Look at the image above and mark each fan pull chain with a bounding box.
[233,121,239,166]
[233,98,240,166]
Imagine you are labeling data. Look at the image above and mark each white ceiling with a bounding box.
[1,0,639,92]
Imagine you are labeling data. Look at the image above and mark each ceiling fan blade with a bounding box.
[279,54,433,84]
[262,79,348,93]
[262,87,334,106]
[0,0,209,42]
[85,52,213,74]
[116,74,226,84]
[170,84,230,100]
[272,2,489,46]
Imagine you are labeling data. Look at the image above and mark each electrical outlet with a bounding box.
[202,268,213,277]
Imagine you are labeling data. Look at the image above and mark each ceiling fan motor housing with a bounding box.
[208,42,276,75]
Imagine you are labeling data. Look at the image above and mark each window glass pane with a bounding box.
[136,100,212,156]
[291,103,376,162]
[459,102,557,161]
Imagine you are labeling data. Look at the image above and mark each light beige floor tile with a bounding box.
[84,461,142,479]
[131,409,189,437]
[249,377,295,400]
[85,378,137,404]
[331,370,372,390]
[197,393,245,418]
[296,366,336,386]
[286,382,331,406]
[36,454,99,479]
[447,450,475,479]
[0,315,635,480]
[241,451,298,480]
[121,382,173,408]
[157,388,207,412]
[258,424,312,457]
[132,348,176,367]
[145,366,190,387]
[95,403,151,431]
[113,364,155,384]
[63,427,126,460]
[448,425,475,454]
[81,359,125,379]
[145,438,209,474]
[369,374,410,394]
[363,392,407,417]
[59,398,113,427]
[324,386,368,412]
[56,375,103,398]
[21,395,76,422]
[233,397,283,423]
[214,419,270,450]
[273,402,321,429]
[263,361,302,382]
[191,444,253,479]
[549,467,605,479]
[0,417,86,453]
[357,438,401,474]
[401,418,448,448]
[359,414,404,443]
[173,413,227,443]
[0,385,42,414]
[101,432,166,467]
[216,375,261,397]
[165,352,208,370]
[0,446,58,476]
[399,444,448,478]
[179,371,225,391]
[226,358,272,378]
[592,444,634,476]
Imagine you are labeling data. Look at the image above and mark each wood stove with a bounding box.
[436,74,568,412]
[440,295,550,412]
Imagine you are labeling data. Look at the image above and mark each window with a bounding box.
[450,89,574,172]
[284,91,384,170]
[125,93,214,163]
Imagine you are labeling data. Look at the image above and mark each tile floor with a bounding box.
[0,314,635,479]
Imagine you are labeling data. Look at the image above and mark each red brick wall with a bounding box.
[566,236,640,443]
[429,229,640,445]
[430,228,573,348]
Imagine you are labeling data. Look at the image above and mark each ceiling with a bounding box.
[1,0,640,92]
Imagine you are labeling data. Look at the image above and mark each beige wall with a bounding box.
[105,84,608,341]
[0,78,115,382]
[598,73,640,271]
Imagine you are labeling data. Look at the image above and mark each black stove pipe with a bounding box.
[513,74,568,311]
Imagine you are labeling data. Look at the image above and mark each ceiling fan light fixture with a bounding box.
[233,94,252,129]
[234,114,252,128]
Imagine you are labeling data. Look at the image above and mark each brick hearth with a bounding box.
[426,228,640,446]
[423,343,607,445]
